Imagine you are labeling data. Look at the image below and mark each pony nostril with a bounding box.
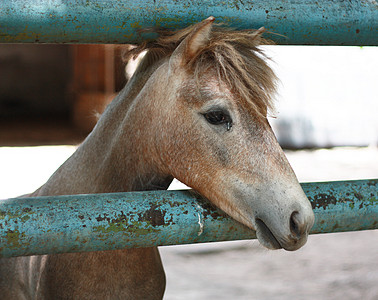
[290,211,301,238]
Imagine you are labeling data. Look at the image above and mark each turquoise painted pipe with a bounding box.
[0,179,377,258]
[0,0,377,45]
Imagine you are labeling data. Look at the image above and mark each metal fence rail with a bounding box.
[1,179,377,258]
[0,0,377,45]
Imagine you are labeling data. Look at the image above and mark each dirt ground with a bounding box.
[0,146,377,299]
[161,230,378,300]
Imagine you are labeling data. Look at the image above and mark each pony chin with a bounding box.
[256,228,282,250]
[255,220,310,251]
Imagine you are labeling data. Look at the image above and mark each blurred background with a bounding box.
[0,44,377,299]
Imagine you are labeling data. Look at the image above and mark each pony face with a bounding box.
[158,69,313,251]
[131,17,314,251]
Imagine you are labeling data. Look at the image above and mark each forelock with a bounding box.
[123,25,278,117]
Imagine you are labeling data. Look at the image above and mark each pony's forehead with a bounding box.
[178,74,233,105]
[178,68,269,117]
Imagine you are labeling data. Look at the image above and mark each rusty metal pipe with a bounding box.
[0,179,377,258]
[0,0,377,45]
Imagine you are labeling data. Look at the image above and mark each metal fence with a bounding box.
[1,179,377,258]
[1,0,377,45]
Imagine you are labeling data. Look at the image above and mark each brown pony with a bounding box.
[0,17,314,299]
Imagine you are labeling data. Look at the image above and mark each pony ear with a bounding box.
[251,27,267,42]
[170,16,215,68]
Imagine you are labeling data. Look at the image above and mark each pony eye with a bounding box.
[203,111,233,130]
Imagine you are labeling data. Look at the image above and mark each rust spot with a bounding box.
[138,205,166,227]
[201,200,226,219]
[311,193,337,209]
[165,213,175,225]
[105,211,129,227]
[332,222,339,230]
[353,192,363,201]
[96,214,110,222]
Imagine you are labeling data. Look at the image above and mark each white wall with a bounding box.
[267,46,378,148]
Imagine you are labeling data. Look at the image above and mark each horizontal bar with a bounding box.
[0,0,377,45]
[0,179,377,258]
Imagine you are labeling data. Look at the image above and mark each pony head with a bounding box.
[125,17,314,250]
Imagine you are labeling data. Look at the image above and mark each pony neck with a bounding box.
[36,67,173,197]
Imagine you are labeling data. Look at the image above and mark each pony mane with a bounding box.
[123,24,277,117]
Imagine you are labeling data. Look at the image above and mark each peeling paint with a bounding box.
[0,0,377,45]
[4,229,26,250]
[0,179,377,258]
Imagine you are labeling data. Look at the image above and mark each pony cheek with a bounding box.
[168,154,216,193]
